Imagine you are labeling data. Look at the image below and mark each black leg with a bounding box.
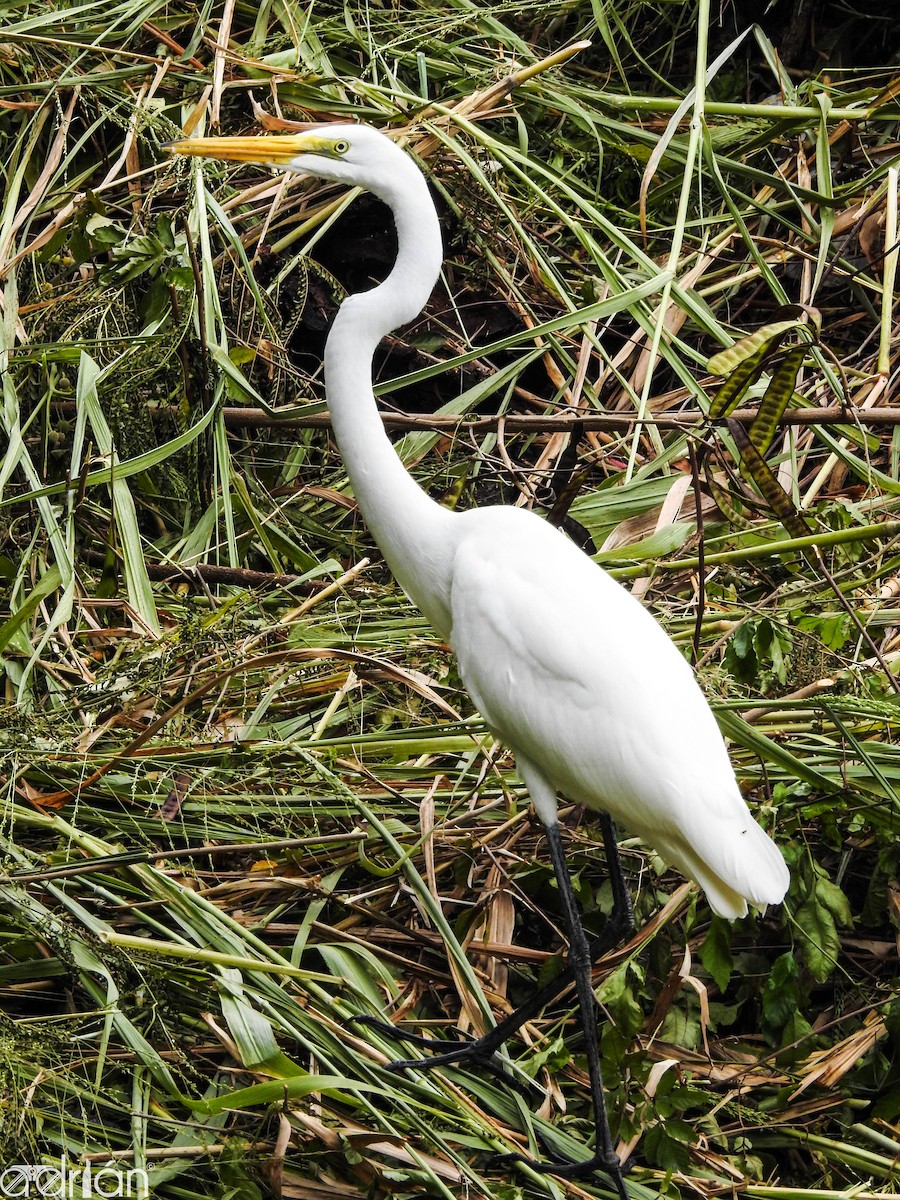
[493,819,628,1197]
[597,810,635,949]
[352,809,634,1069]
[349,805,634,1192]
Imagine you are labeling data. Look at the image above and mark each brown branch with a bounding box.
[79,549,322,591]
[50,402,900,434]
[220,405,900,433]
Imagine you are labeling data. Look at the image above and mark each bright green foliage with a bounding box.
[761,951,803,1041]
[794,862,855,983]
[724,617,794,688]
[699,915,733,991]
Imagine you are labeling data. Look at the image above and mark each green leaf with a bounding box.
[645,1118,693,1172]
[707,320,801,375]
[0,564,62,653]
[761,951,801,1034]
[700,916,734,991]
[748,345,806,454]
[660,1003,702,1049]
[727,418,810,540]
[717,709,837,793]
[815,874,854,928]
[795,873,852,983]
[218,968,298,1073]
[194,1073,380,1115]
[76,352,160,636]
[593,521,694,564]
[812,91,836,296]
[384,270,676,397]
[597,961,644,1038]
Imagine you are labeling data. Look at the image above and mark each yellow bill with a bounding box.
[165,132,340,164]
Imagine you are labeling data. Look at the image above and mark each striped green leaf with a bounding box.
[727,418,810,539]
[749,345,807,454]
[705,471,753,529]
[707,319,800,376]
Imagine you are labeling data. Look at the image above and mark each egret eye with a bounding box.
[333,139,350,155]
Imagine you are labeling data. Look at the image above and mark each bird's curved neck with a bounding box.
[324,162,457,635]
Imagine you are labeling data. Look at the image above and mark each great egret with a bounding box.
[169,125,790,1193]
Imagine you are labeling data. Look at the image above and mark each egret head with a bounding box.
[166,124,410,195]
[168,122,441,327]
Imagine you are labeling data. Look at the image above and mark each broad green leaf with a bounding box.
[597,962,644,1038]
[194,1073,379,1115]
[660,1004,703,1051]
[218,967,290,1071]
[761,951,800,1032]
[316,943,400,1010]
[699,916,734,991]
[815,874,854,929]
[593,521,693,564]
[569,475,677,543]
[795,888,841,983]
[645,1118,692,1172]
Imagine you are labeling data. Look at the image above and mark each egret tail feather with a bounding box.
[657,812,789,919]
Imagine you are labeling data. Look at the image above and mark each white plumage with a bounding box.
[171,121,788,917]
[448,504,788,918]
[170,123,789,1188]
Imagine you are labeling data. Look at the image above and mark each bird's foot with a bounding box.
[345,1012,478,1054]
[345,1013,541,1098]
[490,1148,629,1198]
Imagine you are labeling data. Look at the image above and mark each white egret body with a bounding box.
[170,125,789,1187]
[449,503,788,918]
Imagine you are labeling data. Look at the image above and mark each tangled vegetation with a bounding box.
[1,1,900,1197]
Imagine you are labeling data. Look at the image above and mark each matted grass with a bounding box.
[1,2,900,1197]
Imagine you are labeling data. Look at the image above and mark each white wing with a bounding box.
[448,506,788,918]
